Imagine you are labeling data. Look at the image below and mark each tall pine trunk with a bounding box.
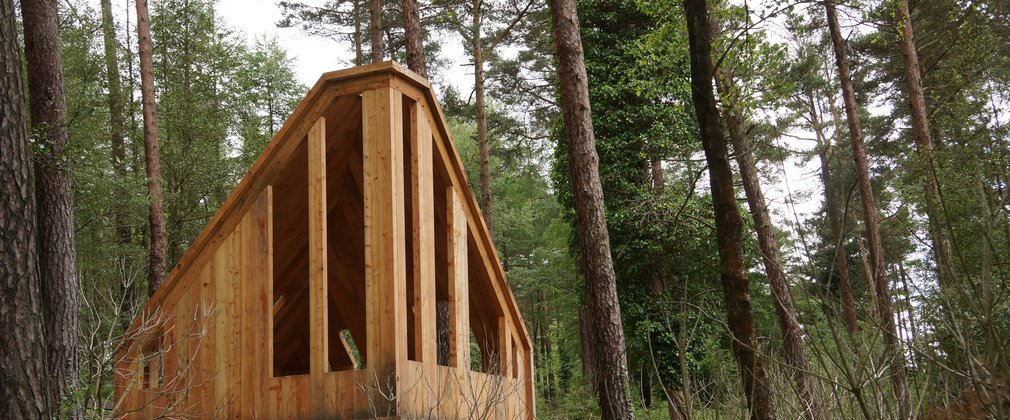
[354,0,363,65]
[896,0,958,288]
[136,0,168,296]
[549,0,632,416]
[101,0,137,315]
[369,0,382,62]
[21,0,80,412]
[809,91,858,335]
[824,2,910,416]
[714,69,821,419]
[0,2,49,414]
[401,0,426,77]
[473,0,494,236]
[683,0,774,418]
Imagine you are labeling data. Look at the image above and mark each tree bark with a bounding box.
[101,0,137,316]
[715,70,821,419]
[0,2,50,415]
[369,0,382,62]
[549,0,632,416]
[577,304,599,393]
[137,0,168,296]
[651,158,665,195]
[473,0,495,236]
[354,0,363,66]
[896,0,958,288]
[401,0,426,77]
[682,1,774,418]
[436,300,450,365]
[809,92,858,335]
[824,2,910,417]
[21,0,81,412]
[101,0,129,246]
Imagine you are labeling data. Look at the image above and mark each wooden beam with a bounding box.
[241,187,272,414]
[307,117,328,412]
[499,316,512,377]
[363,87,407,411]
[406,99,437,416]
[411,101,436,365]
[447,186,469,372]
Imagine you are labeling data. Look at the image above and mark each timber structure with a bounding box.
[114,62,535,419]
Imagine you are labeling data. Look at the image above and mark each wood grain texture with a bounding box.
[116,65,533,418]
[447,187,470,373]
[363,86,407,414]
[308,117,330,413]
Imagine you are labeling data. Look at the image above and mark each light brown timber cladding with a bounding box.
[363,86,408,414]
[308,115,330,412]
[115,62,533,418]
[408,98,439,415]
[448,186,470,374]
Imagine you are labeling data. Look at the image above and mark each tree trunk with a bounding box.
[472,0,495,237]
[21,0,81,413]
[101,0,137,317]
[809,92,858,335]
[896,0,958,288]
[715,70,821,419]
[401,0,426,77]
[0,3,49,415]
[651,158,665,195]
[101,0,129,246]
[824,2,910,417]
[369,0,382,62]
[137,0,168,296]
[577,304,599,394]
[549,0,632,415]
[354,0,363,66]
[436,300,450,365]
[683,1,774,418]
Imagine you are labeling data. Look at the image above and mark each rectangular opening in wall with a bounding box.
[512,334,521,379]
[324,94,366,371]
[403,96,418,362]
[433,137,452,367]
[140,330,164,389]
[272,138,310,377]
[468,228,503,374]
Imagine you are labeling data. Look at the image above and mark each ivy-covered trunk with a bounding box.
[683,0,774,418]
[550,0,632,415]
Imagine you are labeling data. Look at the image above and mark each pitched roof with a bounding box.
[137,61,530,347]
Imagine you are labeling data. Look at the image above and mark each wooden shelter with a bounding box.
[114,62,535,419]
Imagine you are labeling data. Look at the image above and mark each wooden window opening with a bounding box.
[271,127,311,377]
[323,94,366,372]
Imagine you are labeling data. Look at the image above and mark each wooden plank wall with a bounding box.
[116,74,533,419]
[115,187,271,418]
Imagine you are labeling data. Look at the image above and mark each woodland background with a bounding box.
[1,0,1008,418]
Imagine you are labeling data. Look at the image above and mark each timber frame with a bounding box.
[114,62,535,419]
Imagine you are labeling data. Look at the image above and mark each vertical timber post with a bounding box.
[447,188,469,372]
[307,117,329,413]
[364,85,408,415]
[409,100,437,415]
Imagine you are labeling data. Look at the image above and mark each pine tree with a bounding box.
[549,0,632,416]
[21,0,80,412]
[0,0,49,414]
[683,0,774,417]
